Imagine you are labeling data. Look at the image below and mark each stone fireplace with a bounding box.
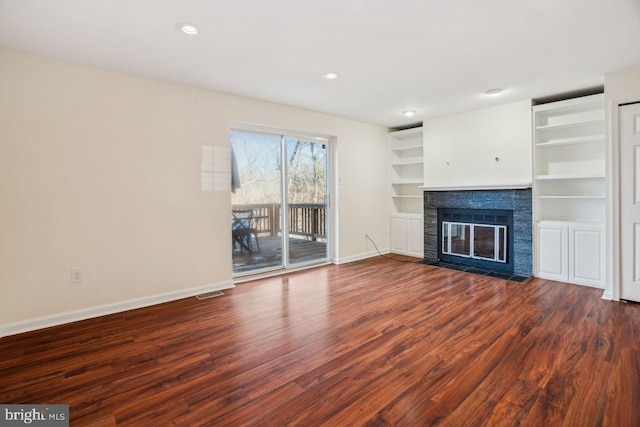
[424,188,532,277]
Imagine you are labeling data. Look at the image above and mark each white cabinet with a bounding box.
[406,215,424,256]
[532,94,606,288]
[536,221,604,288]
[568,224,605,287]
[390,215,408,254]
[391,213,423,258]
[536,222,568,281]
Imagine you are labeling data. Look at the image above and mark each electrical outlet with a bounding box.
[71,268,84,283]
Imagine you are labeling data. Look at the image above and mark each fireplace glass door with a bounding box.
[442,222,507,263]
[444,223,471,257]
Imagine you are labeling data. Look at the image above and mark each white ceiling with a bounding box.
[1,0,639,127]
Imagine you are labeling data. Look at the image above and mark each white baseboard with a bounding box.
[0,280,235,338]
[334,249,390,265]
[601,289,614,300]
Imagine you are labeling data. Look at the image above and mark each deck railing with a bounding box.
[232,203,326,241]
[289,203,326,241]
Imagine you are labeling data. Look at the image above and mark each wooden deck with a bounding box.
[233,235,327,274]
[2,257,639,425]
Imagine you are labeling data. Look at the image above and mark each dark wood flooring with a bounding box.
[1,257,639,426]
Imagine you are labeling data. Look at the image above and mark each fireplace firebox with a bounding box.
[437,208,514,273]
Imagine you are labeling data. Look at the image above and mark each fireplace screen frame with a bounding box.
[441,221,507,263]
[437,208,514,273]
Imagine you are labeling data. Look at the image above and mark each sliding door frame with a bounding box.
[231,124,333,277]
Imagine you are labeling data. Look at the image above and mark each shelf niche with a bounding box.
[533,93,605,224]
[389,127,424,215]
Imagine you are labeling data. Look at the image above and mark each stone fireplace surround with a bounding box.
[423,188,532,277]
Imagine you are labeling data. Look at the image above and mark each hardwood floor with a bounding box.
[1,257,639,426]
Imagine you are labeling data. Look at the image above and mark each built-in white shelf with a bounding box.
[536,195,605,199]
[538,219,605,226]
[535,173,605,180]
[391,144,422,152]
[535,134,605,147]
[391,158,423,166]
[390,126,423,215]
[532,93,605,288]
[389,126,424,257]
[535,118,604,131]
[392,179,423,185]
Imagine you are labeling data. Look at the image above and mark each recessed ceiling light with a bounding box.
[323,72,340,79]
[177,22,199,35]
[484,88,504,97]
[402,110,417,117]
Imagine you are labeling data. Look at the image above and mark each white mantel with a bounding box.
[420,183,532,191]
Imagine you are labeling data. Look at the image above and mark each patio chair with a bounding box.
[232,209,260,253]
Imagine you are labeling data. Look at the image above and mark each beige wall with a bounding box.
[422,100,532,188]
[605,67,640,101]
[0,49,389,329]
[604,66,640,300]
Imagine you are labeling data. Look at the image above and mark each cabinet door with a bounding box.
[568,225,604,287]
[536,223,568,281]
[390,215,408,254]
[406,215,424,257]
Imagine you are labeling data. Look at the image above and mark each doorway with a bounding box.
[231,129,330,276]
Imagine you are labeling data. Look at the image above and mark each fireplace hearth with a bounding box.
[423,189,532,277]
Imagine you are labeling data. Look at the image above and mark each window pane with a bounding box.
[443,222,449,253]
[498,227,506,262]
[450,224,471,256]
[473,225,495,260]
[231,131,283,274]
[286,138,328,264]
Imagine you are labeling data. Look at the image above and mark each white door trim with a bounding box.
[608,97,640,300]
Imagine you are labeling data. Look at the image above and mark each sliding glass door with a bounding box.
[231,130,329,276]
[286,137,328,265]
